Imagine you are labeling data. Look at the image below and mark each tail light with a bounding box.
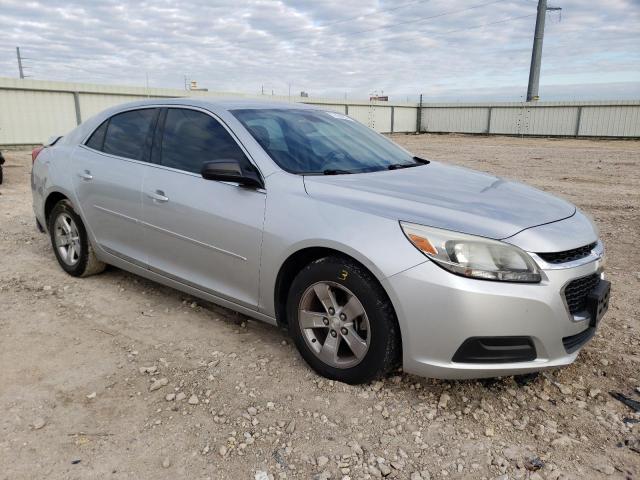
[32,145,44,164]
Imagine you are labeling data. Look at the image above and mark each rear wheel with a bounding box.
[287,256,400,384]
[48,199,105,277]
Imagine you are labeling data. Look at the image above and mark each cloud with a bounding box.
[0,0,638,101]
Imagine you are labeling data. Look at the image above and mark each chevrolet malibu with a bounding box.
[31,99,610,384]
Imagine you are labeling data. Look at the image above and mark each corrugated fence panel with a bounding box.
[526,106,579,136]
[490,107,529,134]
[491,106,580,136]
[314,104,347,114]
[347,105,392,132]
[422,107,489,133]
[374,106,392,133]
[0,89,77,144]
[393,107,417,132]
[1,78,639,143]
[79,93,156,121]
[579,105,640,137]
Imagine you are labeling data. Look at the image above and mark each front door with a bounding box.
[141,107,265,308]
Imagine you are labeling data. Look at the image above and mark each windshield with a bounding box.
[231,108,420,174]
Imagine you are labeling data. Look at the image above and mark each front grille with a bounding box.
[537,242,597,264]
[562,327,595,353]
[564,273,600,314]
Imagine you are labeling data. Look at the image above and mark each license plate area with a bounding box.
[587,279,611,327]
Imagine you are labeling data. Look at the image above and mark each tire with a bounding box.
[48,199,106,277]
[287,255,401,384]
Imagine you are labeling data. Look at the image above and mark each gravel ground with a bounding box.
[0,134,638,480]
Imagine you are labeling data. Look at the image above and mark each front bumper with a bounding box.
[383,253,606,380]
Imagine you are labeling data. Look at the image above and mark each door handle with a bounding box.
[147,190,169,203]
[78,170,93,181]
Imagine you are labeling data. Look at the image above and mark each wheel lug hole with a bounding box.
[339,313,346,321]
[330,330,337,337]
[322,317,329,326]
[328,307,335,315]
[341,327,348,335]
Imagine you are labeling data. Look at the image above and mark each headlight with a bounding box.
[400,222,541,283]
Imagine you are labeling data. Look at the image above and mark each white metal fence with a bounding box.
[421,101,640,137]
[0,77,638,145]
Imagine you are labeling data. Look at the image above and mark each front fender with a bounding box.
[258,172,426,316]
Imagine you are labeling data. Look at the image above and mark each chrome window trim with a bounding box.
[80,103,266,189]
[80,104,164,146]
[81,105,160,160]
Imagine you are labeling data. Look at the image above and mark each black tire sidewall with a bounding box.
[48,200,91,277]
[287,256,399,384]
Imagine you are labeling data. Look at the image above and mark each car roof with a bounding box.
[62,96,327,151]
[108,97,321,112]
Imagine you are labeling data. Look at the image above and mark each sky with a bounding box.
[0,0,638,102]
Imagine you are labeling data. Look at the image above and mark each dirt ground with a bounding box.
[0,134,638,480]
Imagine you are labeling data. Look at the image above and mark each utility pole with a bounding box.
[416,93,423,134]
[16,47,25,79]
[526,0,561,101]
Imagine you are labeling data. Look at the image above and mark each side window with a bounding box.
[85,120,108,151]
[102,109,157,160]
[161,108,249,174]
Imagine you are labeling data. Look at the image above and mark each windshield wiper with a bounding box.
[388,163,417,170]
[322,169,353,175]
[387,157,430,170]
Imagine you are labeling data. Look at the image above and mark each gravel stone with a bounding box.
[149,378,168,392]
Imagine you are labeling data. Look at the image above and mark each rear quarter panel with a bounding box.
[32,144,80,231]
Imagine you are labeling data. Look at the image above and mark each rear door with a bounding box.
[72,108,159,265]
[141,107,266,308]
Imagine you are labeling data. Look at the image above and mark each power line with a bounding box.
[256,0,434,36]
[17,13,538,83]
[221,0,436,48]
[1,2,531,83]
[409,13,536,42]
[334,0,505,39]
[338,13,536,57]
[230,0,505,48]
[0,0,508,57]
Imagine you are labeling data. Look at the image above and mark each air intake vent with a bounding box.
[537,242,597,264]
[564,273,600,314]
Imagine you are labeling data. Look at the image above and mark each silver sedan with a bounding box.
[31,99,610,384]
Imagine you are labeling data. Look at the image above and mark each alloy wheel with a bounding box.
[298,281,370,369]
[53,213,81,266]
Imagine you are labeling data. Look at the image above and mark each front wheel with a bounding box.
[287,256,400,384]
[48,199,106,277]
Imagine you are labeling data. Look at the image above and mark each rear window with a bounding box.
[100,109,157,160]
[85,120,108,150]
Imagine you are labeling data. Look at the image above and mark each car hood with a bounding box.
[303,161,576,240]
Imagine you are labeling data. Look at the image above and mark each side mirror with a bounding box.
[201,159,263,188]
